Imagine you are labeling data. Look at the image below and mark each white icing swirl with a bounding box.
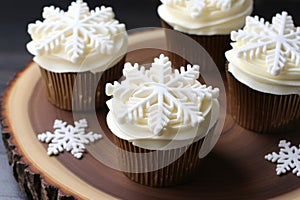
[26,0,127,73]
[106,54,220,150]
[226,12,300,95]
[157,0,253,35]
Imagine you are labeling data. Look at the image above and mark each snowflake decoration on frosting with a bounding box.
[163,0,232,18]
[106,54,219,136]
[28,0,125,63]
[231,12,300,76]
[265,140,300,177]
[38,119,102,159]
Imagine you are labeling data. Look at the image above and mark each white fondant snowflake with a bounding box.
[163,0,231,18]
[265,140,300,177]
[106,54,219,136]
[231,12,300,76]
[28,0,125,63]
[38,119,102,159]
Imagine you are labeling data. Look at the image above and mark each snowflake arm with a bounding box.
[38,131,56,144]
[38,119,102,159]
[266,46,287,76]
[209,0,232,10]
[28,22,70,56]
[272,12,294,36]
[82,21,125,55]
[150,54,173,84]
[123,90,158,122]
[236,41,272,59]
[186,0,206,19]
[231,26,274,60]
[165,91,204,127]
[167,64,200,87]
[88,20,125,35]
[266,12,293,75]
[188,0,232,18]
[47,140,66,156]
[84,33,114,55]
[123,63,153,84]
[28,4,77,56]
[283,28,300,65]
[192,84,220,99]
[42,6,69,21]
[65,30,85,63]
[265,140,300,177]
[162,0,232,18]
[106,81,137,102]
[244,16,274,35]
[148,90,171,136]
[284,28,300,48]
[170,84,219,112]
[82,6,114,24]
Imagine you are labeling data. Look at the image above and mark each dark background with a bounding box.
[1,0,300,53]
[0,0,299,199]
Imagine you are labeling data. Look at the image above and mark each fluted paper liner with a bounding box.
[113,135,204,187]
[161,20,230,72]
[39,57,125,111]
[227,70,300,133]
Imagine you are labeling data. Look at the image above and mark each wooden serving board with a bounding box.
[2,29,300,200]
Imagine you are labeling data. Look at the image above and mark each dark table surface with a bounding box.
[0,0,299,199]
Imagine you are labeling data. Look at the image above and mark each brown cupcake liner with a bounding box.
[226,70,300,133]
[113,135,204,187]
[39,56,125,111]
[161,20,230,73]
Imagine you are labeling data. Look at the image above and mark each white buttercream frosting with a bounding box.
[27,0,127,73]
[106,54,220,150]
[157,0,253,35]
[226,12,300,95]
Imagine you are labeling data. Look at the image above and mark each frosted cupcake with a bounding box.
[226,12,300,133]
[26,0,127,111]
[106,54,219,187]
[157,0,253,71]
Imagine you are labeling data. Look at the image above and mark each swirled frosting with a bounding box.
[106,54,220,150]
[26,0,127,73]
[226,12,300,95]
[157,0,253,35]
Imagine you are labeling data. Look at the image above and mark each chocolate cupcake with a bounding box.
[105,54,220,187]
[226,11,300,133]
[157,0,253,71]
[26,0,127,111]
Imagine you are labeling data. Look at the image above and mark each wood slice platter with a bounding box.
[2,29,300,200]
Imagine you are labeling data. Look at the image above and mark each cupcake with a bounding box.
[26,0,127,111]
[226,11,300,133]
[157,0,253,71]
[105,54,220,187]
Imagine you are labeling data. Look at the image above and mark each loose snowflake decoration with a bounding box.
[106,54,219,136]
[38,119,102,159]
[28,0,125,63]
[163,0,232,18]
[265,140,300,177]
[231,11,300,76]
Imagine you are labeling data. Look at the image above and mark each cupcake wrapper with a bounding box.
[114,136,204,187]
[39,57,125,111]
[227,70,300,133]
[161,20,230,73]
